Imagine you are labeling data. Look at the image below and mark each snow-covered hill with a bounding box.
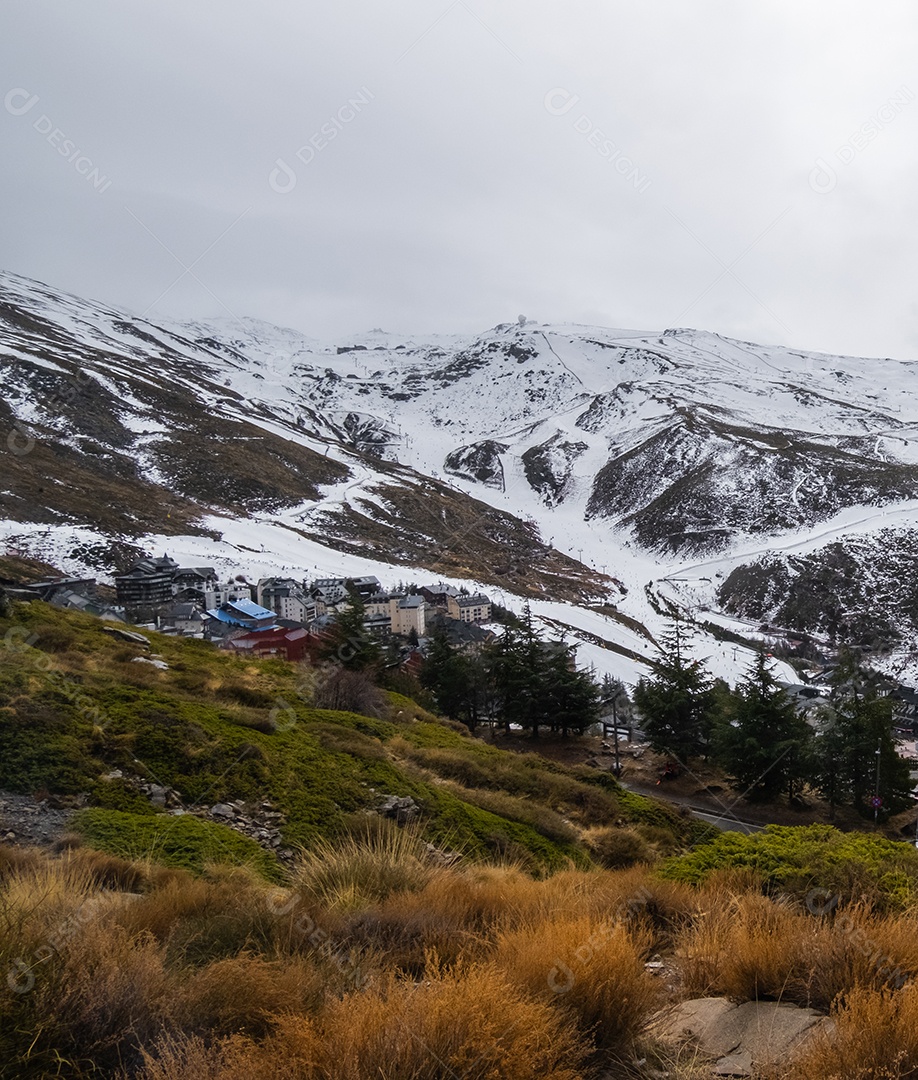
[3,268,918,686]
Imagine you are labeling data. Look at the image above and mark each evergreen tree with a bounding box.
[490,607,543,736]
[320,589,381,671]
[812,653,912,820]
[420,626,473,724]
[633,616,716,761]
[542,637,600,737]
[714,652,812,802]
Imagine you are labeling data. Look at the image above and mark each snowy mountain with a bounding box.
[3,269,918,685]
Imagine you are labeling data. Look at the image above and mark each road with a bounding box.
[621,781,764,834]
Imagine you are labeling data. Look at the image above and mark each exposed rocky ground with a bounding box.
[0,789,78,847]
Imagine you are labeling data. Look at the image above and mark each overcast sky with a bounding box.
[3,1,918,358]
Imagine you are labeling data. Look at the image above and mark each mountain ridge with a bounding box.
[4,268,918,684]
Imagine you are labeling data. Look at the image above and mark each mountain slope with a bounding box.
[4,269,918,681]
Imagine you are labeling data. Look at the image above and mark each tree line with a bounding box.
[323,590,914,820]
[634,616,914,820]
[420,606,602,738]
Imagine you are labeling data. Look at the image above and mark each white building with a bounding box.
[447,594,492,623]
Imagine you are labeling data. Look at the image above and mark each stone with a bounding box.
[654,997,828,1076]
[727,1001,827,1063]
[656,997,740,1057]
[148,784,168,808]
[377,795,420,823]
[712,1050,754,1076]
[210,803,235,818]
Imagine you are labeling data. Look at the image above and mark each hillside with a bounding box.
[0,599,704,876]
[5,601,918,1076]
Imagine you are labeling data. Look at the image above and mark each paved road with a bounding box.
[690,809,761,835]
[621,781,764,834]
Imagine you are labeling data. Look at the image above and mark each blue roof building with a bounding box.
[205,598,278,633]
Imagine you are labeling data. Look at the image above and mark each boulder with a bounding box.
[653,997,829,1076]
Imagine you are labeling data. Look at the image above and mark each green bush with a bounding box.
[660,824,918,907]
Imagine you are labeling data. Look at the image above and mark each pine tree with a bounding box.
[490,608,543,736]
[542,637,600,737]
[420,625,472,724]
[320,589,381,671]
[714,652,812,802]
[812,651,913,820]
[633,616,716,762]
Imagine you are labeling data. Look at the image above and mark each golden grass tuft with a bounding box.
[777,984,918,1079]
[290,821,438,911]
[168,954,328,1038]
[492,913,661,1050]
[676,892,918,1010]
[136,964,589,1080]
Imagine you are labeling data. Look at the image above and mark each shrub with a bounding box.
[312,668,385,718]
[661,824,918,908]
[291,822,437,910]
[492,914,659,1050]
[585,826,655,869]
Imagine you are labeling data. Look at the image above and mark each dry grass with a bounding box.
[777,984,918,1079]
[290,821,438,911]
[492,913,661,1050]
[583,825,656,868]
[12,835,918,1078]
[168,954,328,1038]
[676,892,918,1010]
[135,964,590,1080]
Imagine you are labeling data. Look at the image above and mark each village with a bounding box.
[4,554,497,667]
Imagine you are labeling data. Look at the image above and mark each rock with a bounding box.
[653,997,829,1076]
[377,795,420,823]
[712,1050,754,1076]
[210,803,235,818]
[102,626,151,649]
[726,1001,827,1064]
[424,842,462,867]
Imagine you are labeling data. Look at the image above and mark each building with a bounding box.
[347,575,381,598]
[447,593,492,624]
[390,594,426,637]
[204,598,278,638]
[311,581,350,615]
[204,580,253,609]
[258,577,316,624]
[115,555,179,608]
[171,566,218,601]
[158,602,206,636]
[225,626,320,663]
[419,583,460,607]
[23,576,98,603]
[364,592,391,618]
